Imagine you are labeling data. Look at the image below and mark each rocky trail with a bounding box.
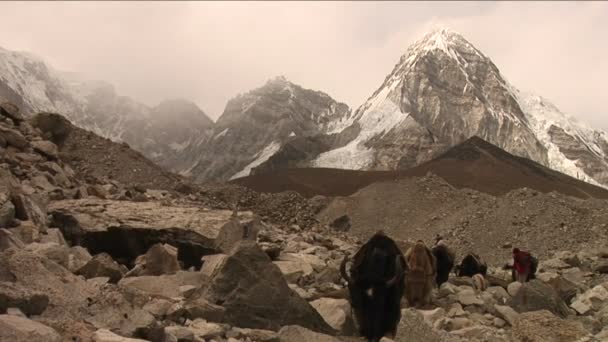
[2,105,608,341]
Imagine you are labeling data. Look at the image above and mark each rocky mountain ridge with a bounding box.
[0,46,214,171]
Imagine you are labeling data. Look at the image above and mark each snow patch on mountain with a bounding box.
[214,128,230,140]
[230,141,282,180]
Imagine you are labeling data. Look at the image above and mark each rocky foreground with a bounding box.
[2,104,608,342]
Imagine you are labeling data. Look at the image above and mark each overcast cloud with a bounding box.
[0,1,606,129]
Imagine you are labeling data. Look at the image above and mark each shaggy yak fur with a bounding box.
[431,238,455,287]
[455,253,488,277]
[340,231,406,342]
[404,240,436,308]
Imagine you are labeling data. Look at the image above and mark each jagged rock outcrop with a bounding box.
[182,76,351,182]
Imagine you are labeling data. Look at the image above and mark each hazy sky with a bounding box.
[0,1,606,129]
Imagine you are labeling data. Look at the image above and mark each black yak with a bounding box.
[340,231,406,342]
[431,235,455,287]
[404,240,436,308]
[455,253,488,277]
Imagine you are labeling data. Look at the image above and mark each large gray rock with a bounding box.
[0,126,28,149]
[507,279,571,318]
[76,253,125,284]
[215,215,261,253]
[31,140,59,160]
[0,195,15,228]
[140,243,181,276]
[570,284,608,315]
[395,308,446,342]
[0,282,49,315]
[0,102,23,122]
[511,310,589,342]
[0,228,24,251]
[277,325,340,342]
[49,199,257,252]
[310,298,354,334]
[119,271,207,299]
[92,329,148,342]
[195,241,333,333]
[0,314,61,342]
[11,194,48,231]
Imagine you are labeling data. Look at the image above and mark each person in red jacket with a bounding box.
[504,248,537,283]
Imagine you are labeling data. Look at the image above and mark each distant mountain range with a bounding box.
[1,27,607,188]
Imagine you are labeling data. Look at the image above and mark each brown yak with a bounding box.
[404,240,436,308]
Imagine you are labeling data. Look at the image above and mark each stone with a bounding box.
[507,282,522,297]
[494,305,519,326]
[570,285,608,315]
[449,276,476,287]
[0,197,15,228]
[507,280,571,318]
[0,228,25,251]
[142,298,173,318]
[0,126,28,149]
[457,288,484,306]
[545,275,579,304]
[12,221,40,244]
[273,260,314,283]
[0,314,61,342]
[49,198,258,254]
[594,261,608,274]
[447,303,467,318]
[540,258,571,271]
[277,325,340,342]
[418,307,446,326]
[215,215,261,253]
[0,102,23,122]
[188,319,225,339]
[200,254,228,277]
[511,310,589,342]
[486,286,510,305]
[280,253,326,272]
[228,327,278,342]
[164,326,194,341]
[93,329,149,342]
[11,194,48,232]
[31,140,58,160]
[119,271,206,299]
[38,228,67,246]
[76,253,126,284]
[140,243,181,276]
[0,282,49,316]
[184,297,226,322]
[310,297,353,334]
[395,309,445,342]
[438,282,458,297]
[195,241,332,333]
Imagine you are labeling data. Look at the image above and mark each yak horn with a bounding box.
[340,255,351,283]
[386,256,404,287]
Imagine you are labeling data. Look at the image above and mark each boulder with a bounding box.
[31,140,59,160]
[277,325,340,342]
[570,284,608,315]
[395,308,446,342]
[195,241,332,333]
[0,282,49,315]
[507,282,522,297]
[544,275,579,304]
[215,215,261,253]
[49,199,258,254]
[200,254,227,277]
[594,261,608,274]
[140,243,181,276]
[227,327,278,342]
[92,329,148,342]
[0,102,23,122]
[187,318,225,339]
[39,228,68,246]
[511,310,589,342]
[0,228,24,251]
[310,298,354,334]
[119,271,206,299]
[273,260,314,283]
[0,314,61,342]
[76,253,126,284]
[494,305,519,326]
[0,196,15,227]
[11,194,48,231]
[12,221,40,244]
[457,288,484,306]
[184,297,226,322]
[507,280,571,318]
[0,126,28,149]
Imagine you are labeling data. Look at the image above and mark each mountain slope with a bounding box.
[255,28,608,188]
[233,136,608,199]
[0,46,214,171]
[183,76,351,182]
